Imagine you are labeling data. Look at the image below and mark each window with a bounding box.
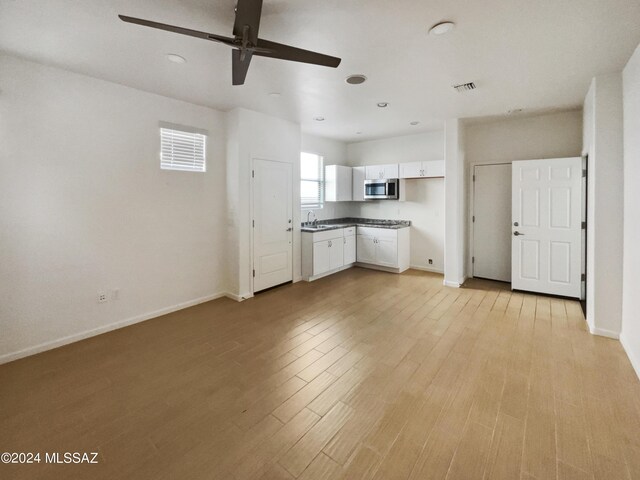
[300,152,324,208]
[160,125,206,172]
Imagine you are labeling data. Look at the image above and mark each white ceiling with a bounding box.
[2,0,640,141]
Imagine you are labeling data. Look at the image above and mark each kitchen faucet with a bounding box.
[307,211,317,225]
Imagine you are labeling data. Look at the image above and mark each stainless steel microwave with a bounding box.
[364,178,400,200]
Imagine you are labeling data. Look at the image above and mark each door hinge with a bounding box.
[472,174,476,182]
[252,170,255,178]
[253,269,255,278]
[582,169,586,178]
[472,256,475,264]
[581,221,586,229]
[581,273,586,281]
[252,219,255,228]
[472,215,475,223]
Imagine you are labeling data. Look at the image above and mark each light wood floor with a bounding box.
[1,268,639,480]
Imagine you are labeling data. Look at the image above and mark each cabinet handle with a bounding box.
[344,237,346,244]
[329,240,332,247]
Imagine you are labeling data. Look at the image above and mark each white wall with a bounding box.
[465,110,583,278]
[582,75,625,338]
[444,120,466,285]
[226,108,302,297]
[346,131,445,272]
[0,54,228,363]
[301,133,351,221]
[465,110,583,164]
[621,44,640,377]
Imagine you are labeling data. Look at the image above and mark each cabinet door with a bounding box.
[352,166,365,201]
[376,237,398,267]
[424,160,445,177]
[343,235,356,264]
[329,239,344,270]
[400,162,422,179]
[356,235,376,263]
[365,165,381,180]
[383,164,399,179]
[313,241,331,275]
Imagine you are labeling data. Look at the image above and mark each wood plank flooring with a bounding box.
[1,268,639,480]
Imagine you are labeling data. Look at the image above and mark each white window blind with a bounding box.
[160,127,206,172]
[300,152,324,208]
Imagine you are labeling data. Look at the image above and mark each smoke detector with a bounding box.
[453,82,476,93]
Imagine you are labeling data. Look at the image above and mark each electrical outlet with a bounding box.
[428,259,433,265]
[97,292,108,303]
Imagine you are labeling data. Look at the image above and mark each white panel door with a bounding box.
[253,159,293,292]
[511,157,582,298]
[473,164,512,282]
[343,235,356,264]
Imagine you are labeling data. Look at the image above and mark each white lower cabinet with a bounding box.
[356,226,410,272]
[302,225,409,280]
[302,227,356,281]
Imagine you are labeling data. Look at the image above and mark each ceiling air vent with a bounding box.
[453,82,476,93]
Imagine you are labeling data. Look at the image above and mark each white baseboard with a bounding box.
[224,291,253,302]
[443,275,467,288]
[410,265,444,274]
[0,291,227,365]
[620,333,640,381]
[588,325,620,339]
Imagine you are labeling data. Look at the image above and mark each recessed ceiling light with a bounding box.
[377,102,389,108]
[346,74,367,85]
[410,121,420,126]
[429,21,455,36]
[314,116,325,122]
[166,53,186,64]
[269,92,281,97]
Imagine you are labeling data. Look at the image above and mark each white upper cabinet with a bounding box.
[399,159,445,179]
[365,164,399,180]
[325,165,353,202]
[352,166,365,201]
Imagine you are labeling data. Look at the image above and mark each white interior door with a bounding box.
[512,157,583,298]
[473,164,512,282]
[253,159,293,292]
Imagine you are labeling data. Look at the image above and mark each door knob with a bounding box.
[513,221,519,226]
[286,227,292,231]
[513,231,524,236]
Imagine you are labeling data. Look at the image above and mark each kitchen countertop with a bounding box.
[301,217,411,232]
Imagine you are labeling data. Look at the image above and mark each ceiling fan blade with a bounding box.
[232,49,253,85]
[118,15,236,47]
[233,0,263,45]
[254,38,341,68]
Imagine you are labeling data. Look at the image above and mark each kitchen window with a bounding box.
[160,123,207,172]
[300,152,324,208]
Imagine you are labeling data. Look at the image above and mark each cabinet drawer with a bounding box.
[343,227,356,236]
[312,228,344,242]
[357,226,397,239]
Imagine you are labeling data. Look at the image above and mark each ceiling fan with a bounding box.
[119,0,342,86]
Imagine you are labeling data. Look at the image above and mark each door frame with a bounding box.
[250,157,294,295]
[468,160,513,279]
